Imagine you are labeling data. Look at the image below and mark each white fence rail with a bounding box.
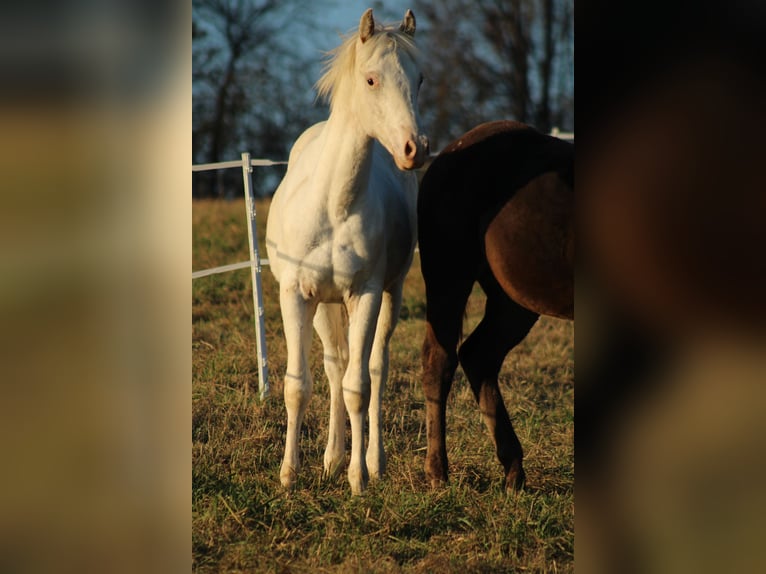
[191,260,254,280]
[192,153,286,400]
[192,130,572,401]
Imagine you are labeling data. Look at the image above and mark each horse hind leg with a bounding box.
[458,278,539,491]
[313,302,349,480]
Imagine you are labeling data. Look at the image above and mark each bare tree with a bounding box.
[537,0,555,129]
[413,0,573,151]
[193,0,321,197]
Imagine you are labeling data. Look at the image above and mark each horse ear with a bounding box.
[400,9,416,36]
[359,8,375,43]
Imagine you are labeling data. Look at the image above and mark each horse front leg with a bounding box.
[366,284,403,481]
[343,288,382,494]
[313,303,349,480]
[279,285,316,490]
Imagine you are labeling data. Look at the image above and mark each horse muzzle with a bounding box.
[396,134,429,170]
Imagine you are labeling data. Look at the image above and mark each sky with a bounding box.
[310,1,419,55]
[318,1,416,34]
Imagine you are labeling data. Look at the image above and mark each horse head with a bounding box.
[352,9,429,170]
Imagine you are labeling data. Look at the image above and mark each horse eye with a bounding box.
[367,77,375,86]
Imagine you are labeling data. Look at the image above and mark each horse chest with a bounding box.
[293,218,382,301]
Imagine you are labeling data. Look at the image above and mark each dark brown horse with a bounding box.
[418,120,573,490]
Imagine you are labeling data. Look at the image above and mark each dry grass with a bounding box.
[193,198,573,572]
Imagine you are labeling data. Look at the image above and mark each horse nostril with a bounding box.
[404,140,416,159]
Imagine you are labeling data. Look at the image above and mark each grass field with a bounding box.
[193,198,574,572]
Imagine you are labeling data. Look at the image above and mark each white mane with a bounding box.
[315,25,420,111]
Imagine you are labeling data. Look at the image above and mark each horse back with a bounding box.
[420,121,572,214]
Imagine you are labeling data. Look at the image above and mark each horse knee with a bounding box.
[284,375,312,411]
[342,372,370,414]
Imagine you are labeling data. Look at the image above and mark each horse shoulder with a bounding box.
[272,123,330,215]
[267,123,330,281]
[287,121,326,167]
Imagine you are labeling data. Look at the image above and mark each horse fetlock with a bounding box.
[505,460,526,492]
[280,462,299,490]
[323,450,345,479]
[424,452,448,487]
[348,462,369,495]
[366,446,386,480]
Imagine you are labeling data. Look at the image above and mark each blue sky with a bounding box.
[306,1,419,60]
[317,1,416,36]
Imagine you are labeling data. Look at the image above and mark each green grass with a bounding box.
[193,198,574,572]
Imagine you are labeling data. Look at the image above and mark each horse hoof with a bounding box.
[505,464,526,492]
[366,452,386,481]
[280,464,298,490]
[429,477,447,489]
[368,468,384,482]
[425,469,448,489]
[350,484,365,495]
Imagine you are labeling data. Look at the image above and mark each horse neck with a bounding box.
[315,106,375,222]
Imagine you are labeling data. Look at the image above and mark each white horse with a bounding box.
[265,8,428,494]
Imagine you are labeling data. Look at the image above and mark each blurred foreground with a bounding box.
[577,1,766,571]
[0,3,190,572]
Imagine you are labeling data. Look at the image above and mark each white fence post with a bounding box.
[241,152,270,400]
